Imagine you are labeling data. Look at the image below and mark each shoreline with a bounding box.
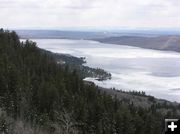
[84,80,180,106]
[23,38,180,103]
[21,37,180,54]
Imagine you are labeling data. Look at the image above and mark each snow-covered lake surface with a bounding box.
[30,39,180,102]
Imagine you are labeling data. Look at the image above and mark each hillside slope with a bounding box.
[95,35,180,52]
[0,29,180,134]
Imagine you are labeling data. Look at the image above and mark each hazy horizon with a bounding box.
[11,27,180,32]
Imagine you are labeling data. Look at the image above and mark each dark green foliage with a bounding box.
[43,49,111,80]
[0,29,179,133]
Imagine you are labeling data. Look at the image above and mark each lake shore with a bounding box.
[24,38,180,102]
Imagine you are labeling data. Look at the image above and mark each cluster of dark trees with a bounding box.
[43,50,111,81]
[0,29,180,133]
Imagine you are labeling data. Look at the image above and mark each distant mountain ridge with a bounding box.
[16,30,171,39]
[16,30,180,52]
[16,30,121,39]
[95,35,180,52]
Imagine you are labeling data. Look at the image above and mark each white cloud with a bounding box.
[0,0,180,29]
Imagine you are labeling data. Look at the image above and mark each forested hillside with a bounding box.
[95,35,180,52]
[0,29,180,134]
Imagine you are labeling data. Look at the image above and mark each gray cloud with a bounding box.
[0,0,180,29]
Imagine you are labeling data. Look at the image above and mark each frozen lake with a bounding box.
[31,39,180,102]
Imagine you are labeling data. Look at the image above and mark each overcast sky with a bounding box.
[0,0,180,30]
